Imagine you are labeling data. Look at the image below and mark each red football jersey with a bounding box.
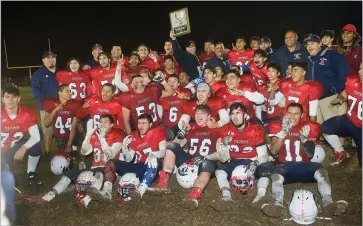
[125,64,149,78]
[119,85,162,126]
[264,79,284,119]
[269,120,321,163]
[199,52,215,65]
[140,56,160,73]
[160,88,192,127]
[182,97,226,122]
[43,99,81,138]
[76,96,123,129]
[56,70,92,101]
[279,79,323,121]
[220,122,265,159]
[210,81,226,95]
[215,84,257,119]
[227,49,254,66]
[89,128,125,168]
[129,126,167,164]
[345,74,362,128]
[249,62,269,94]
[90,66,124,96]
[1,107,38,151]
[185,124,220,158]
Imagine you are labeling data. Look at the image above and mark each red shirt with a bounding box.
[43,99,81,138]
[56,70,92,101]
[182,97,226,122]
[89,128,125,168]
[269,120,320,163]
[227,49,254,66]
[1,107,38,151]
[249,62,269,94]
[210,81,226,95]
[185,124,220,158]
[125,64,149,78]
[160,88,192,127]
[279,79,323,121]
[220,122,265,160]
[140,56,160,73]
[199,52,215,66]
[129,126,167,164]
[345,74,362,128]
[90,66,122,96]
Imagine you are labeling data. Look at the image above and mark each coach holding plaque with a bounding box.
[169,8,201,80]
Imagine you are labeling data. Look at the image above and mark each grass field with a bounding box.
[10,87,363,226]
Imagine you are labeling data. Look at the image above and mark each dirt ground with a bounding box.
[12,143,362,226]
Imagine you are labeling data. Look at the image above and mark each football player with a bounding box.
[261,103,348,218]
[199,40,215,66]
[210,102,269,211]
[215,70,265,122]
[125,53,149,80]
[24,114,124,208]
[95,113,167,203]
[227,37,254,67]
[162,55,180,77]
[202,67,226,95]
[110,45,123,67]
[153,105,220,210]
[322,64,362,166]
[56,57,92,103]
[268,62,323,122]
[249,50,270,94]
[1,86,42,185]
[137,44,160,73]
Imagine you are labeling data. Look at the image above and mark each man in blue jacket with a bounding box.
[170,30,201,80]
[30,51,59,157]
[205,42,229,74]
[305,34,349,126]
[270,30,308,77]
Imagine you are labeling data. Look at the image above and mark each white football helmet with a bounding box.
[176,160,199,189]
[311,145,326,163]
[288,189,318,225]
[231,165,255,195]
[117,173,140,202]
[51,154,70,175]
[76,171,104,199]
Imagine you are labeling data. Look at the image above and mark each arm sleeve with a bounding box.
[23,125,41,149]
[243,91,265,104]
[81,137,93,156]
[114,66,129,92]
[99,138,123,159]
[268,91,284,105]
[172,39,187,60]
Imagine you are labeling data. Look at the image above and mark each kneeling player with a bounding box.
[209,102,270,211]
[1,86,42,185]
[261,103,348,218]
[153,105,220,210]
[24,114,124,209]
[95,113,167,203]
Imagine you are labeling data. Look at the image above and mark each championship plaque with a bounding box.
[169,7,191,36]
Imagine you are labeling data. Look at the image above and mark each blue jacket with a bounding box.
[88,58,99,68]
[307,46,349,99]
[205,55,229,74]
[270,42,308,77]
[172,39,201,80]
[30,66,59,110]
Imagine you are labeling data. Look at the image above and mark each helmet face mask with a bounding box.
[231,165,255,195]
[176,160,199,189]
[75,182,91,199]
[117,173,140,202]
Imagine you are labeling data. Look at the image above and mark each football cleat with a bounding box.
[330,151,350,166]
[209,197,238,212]
[27,173,43,186]
[261,201,285,218]
[149,171,170,192]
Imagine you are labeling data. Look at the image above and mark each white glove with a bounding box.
[299,125,310,143]
[123,135,132,148]
[148,52,158,62]
[145,152,158,168]
[216,136,232,163]
[277,96,286,108]
[245,161,257,178]
[86,119,97,139]
[276,117,295,139]
[95,127,106,139]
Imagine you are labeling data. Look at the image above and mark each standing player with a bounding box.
[1,86,42,185]
[125,53,148,79]
[215,70,265,122]
[199,40,215,66]
[210,103,269,211]
[56,57,92,103]
[43,85,80,154]
[110,45,123,67]
[261,103,348,217]
[322,65,362,166]
[95,114,167,203]
[268,62,323,122]
[202,67,226,95]
[249,50,270,94]
[227,37,255,67]
[153,105,220,210]
[24,114,124,208]
[119,73,174,135]
[162,55,180,77]
[138,44,160,73]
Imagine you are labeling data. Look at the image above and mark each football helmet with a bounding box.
[288,189,319,225]
[75,171,103,199]
[50,154,70,175]
[230,165,255,195]
[117,173,140,202]
[176,160,199,189]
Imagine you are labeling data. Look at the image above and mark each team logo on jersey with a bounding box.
[293,53,301,60]
[45,75,49,78]
[319,58,327,65]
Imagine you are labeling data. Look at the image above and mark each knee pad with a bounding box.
[104,161,116,183]
[199,160,216,174]
[27,142,41,156]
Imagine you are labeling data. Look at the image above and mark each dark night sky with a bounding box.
[2,1,362,79]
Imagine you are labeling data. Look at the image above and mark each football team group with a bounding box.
[1,23,361,225]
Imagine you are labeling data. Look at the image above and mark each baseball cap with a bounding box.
[320,30,335,38]
[186,40,196,47]
[92,43,103,51]
[41,50,57,59]
[303,34,321,44]
[260,36,271,43]
[341,24,357,33]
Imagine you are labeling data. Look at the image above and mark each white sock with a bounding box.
[323,134,345,152]
[215,170,230,190]
[222,190,232,198]
[27,155,40,174]
[314,169,332,198]
[103,181,113,191]
[53,176,72,195]
[42,191,56,202]
[83,195,92,208]
[256,177,269,196]
[271,175,284,203]
[138,183,148,197]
